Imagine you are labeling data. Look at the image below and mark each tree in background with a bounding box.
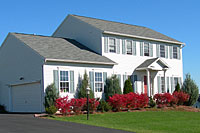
[123,78,133,94]
[182,73,199,106]
[78,70,94,98]
[104,75,122,100]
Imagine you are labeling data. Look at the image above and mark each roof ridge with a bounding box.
[69,14,182,44]
[70,14,148,29]
[11,32,69,39]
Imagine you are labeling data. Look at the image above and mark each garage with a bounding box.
[11,82,42,113]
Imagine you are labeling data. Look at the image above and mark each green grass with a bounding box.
[48,111,200,133]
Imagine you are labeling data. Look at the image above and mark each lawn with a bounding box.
[48,111,200,133]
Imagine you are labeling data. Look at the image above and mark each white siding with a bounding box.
[102,34,183,94]
[43,62,114,99]
[53,15,103,55]
[0,34,44,112]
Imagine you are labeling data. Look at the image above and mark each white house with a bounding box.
[0,14,185,113]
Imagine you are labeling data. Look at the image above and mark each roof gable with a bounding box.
[136,58,169,70]
[71,14,183,44]
[11,33,116,65]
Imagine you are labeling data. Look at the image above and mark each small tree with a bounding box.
[104,75,122,100]
[182,73,199,106]
[78,70,94,98]
[44,83,59,108]
[123,78,133,94]
[175,83,181,92]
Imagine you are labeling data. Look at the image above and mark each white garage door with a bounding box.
[11,82,42,112]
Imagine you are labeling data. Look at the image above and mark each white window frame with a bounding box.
[144,42,150,56]
[94,72,103,92]
[173,46,178,59]
[126,40,133,55]
[161,77,165,93]
[160,45,165,58]
[174,77,179,88]
[59,70,70,93]
[108,37,116,53]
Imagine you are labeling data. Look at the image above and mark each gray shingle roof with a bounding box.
[137,58,159,69]
[71,15,182,44]
[12,33,115,65]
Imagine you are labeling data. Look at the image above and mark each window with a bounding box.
[109,38,116,53]
[126,40,132,55]
[60,71,69,92]
[144,42,149,56]
[174,77,179,88]
[173,46,178,59]
[161,77,165,93]
[95,72,103,92]
[160,45,165,58]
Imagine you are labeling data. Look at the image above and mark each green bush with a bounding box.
[104,75,122,100]
[44,83,59,108]
[98,100,112,112]
[123,78,133,94]
[45,105,57,115]
[175,83,181,92]
[78,70,94,99]
[182,74,199,106]
[149,96,156,108]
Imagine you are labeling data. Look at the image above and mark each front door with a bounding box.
[144,76,147,94]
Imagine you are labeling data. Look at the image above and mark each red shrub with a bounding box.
[55,96,71,115]
[153,92,190,107]
[107,94,125,111]
[108,93,149,111]
[70,98,86,115]
[89,98,100,112]
[153,93,173,108]
[125,93,149,109]
[172,91,190,105]
[137,93,149,108]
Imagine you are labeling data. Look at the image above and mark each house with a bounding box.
[193,95,200,108]
[0,14,185,113]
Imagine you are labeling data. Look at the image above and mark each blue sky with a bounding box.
[0,0,199,88]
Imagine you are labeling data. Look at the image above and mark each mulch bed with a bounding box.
[38,105,200,118]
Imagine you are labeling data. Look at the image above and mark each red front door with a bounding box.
[144,76,147,94]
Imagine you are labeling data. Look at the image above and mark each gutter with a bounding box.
[103,31,184,45]
[181,43,186,48]
[45,58,117,65]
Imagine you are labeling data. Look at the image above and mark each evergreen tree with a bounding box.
[44,83,59,108]
[104,75,122,100]
[78,70,94,98]
[175,83,181,92]
[123,78,133,94]
[182,73,199,106]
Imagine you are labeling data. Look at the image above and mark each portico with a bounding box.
[136,58,169,97]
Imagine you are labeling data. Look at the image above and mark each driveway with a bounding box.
[0,114,133,133]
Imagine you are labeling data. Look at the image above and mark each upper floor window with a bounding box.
[95,72,103,92]
[60,71,69,92]
[173,46,178,59]
[144,42,149,56]
[109,38,116,53]
[160,45,165,58]
[126,40,132,55]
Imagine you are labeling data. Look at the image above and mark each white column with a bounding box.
[146,69,150,97]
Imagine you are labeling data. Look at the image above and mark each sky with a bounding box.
[0,0,199,88]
